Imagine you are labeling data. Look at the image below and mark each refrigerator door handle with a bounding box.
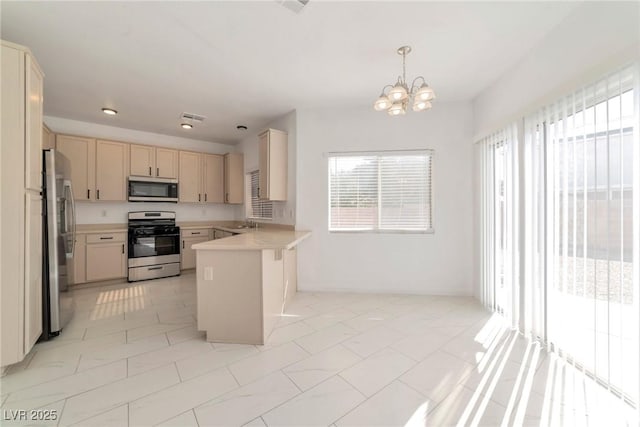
[64,180,77,257]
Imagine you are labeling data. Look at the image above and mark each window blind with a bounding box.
[249,170,272,219]
[328,151,433,232]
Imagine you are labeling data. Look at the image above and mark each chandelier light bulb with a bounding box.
[388,83,408,101]
[415,84,435,101]
[388,103,406,116]
[413,100,432,112]
[374,95,392,111]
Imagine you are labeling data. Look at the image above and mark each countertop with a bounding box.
[192,229,311,251]
[75,221,292,234]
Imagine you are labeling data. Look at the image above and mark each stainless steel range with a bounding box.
[128,211,181,282]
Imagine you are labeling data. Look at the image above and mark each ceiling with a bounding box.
[1,1,579,144]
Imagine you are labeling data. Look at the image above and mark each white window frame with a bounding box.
[327,149,434,234]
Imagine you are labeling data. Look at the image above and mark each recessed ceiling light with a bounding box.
[181,123,193,129]
[236,125,248,130]
[102,108,118,115]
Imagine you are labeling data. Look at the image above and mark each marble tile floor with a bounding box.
[0,272,636,426]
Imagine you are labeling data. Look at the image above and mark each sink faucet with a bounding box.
[244,220,259,229]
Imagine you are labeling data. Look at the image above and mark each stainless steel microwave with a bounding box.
[128,176,179,202]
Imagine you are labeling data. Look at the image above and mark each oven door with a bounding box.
[128,230,180,267]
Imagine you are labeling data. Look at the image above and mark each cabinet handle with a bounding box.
[87,189,90,199]
[148,266,163,271]
[157,167,159,176]
[149,166,152,176]
[97,189,100,200]
[257,187,260,198]
[198,194,201,202]
[225,193,229,203]
[205,194,208,202]
[122,244,125,254]
[100,236,114,240]
[192,232,201,235]
[182,240,185,249]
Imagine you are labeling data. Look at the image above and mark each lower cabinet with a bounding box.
[85,232,127,282]
[181,228,213,270]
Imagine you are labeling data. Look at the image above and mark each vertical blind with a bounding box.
[479,124,519,329]
[524,64,639,405]
[480,64,639,416]
[249,170,273,219]
[328,151,433,232]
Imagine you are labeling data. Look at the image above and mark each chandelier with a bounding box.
[373,46,436,116]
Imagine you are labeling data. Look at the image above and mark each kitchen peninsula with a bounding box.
[193,227,311,345]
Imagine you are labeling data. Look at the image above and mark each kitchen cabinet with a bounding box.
[179,151,224,204]
[95,140,129,201]
[224,153,244,204]
[1,40,44,366]
[70,234,86,285]
[56,134,96,201]
[203,154,224,203]
[258,128,287,201]
[130,144,179,179]
[181,228,212,270]
[85,232,127,282]
[179,151,202,203]
[42,124,55,149]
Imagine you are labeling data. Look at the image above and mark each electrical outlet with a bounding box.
[204,267,214,281]
[101,210,107,217]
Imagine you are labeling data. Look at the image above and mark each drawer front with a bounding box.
[86,232,127,243]
[181,228,210,238]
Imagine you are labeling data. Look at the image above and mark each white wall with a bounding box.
[296,103,474,296]
[473,1,640,139]
[235,110,297,225]
[44,116,241,224]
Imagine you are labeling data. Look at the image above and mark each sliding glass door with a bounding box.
[481,64,639,408]
[530,67,639,403]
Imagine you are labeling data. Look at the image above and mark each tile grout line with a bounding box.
[55,398,68,427]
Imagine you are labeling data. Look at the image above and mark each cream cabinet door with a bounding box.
[181,236,209,269]
[130,144,155,177]
[25,55,43,192]
[95,140,129,201]
[179,151,202,203]
[56,135,96,201]
[258,129,287,201]
[155,148,179,179]
[86,242,126,281]
[203,154,224,203]
[24,192,42,352]
[224,153,244,204]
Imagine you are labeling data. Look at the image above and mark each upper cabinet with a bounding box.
[130,144,178,179]
[258,129,287,201]
[179,151,202,203]
[224,153,244,204]
[56,135,96,201]
[95,140,129,201]
[179,151,224,204]
[58,136,129,202]
[203,154,224,203]
[156,148,179,179]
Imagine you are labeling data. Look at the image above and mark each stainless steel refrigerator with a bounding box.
[42,149,75,338]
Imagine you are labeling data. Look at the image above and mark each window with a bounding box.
[328,150,433,232]
[247,170,272,220]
